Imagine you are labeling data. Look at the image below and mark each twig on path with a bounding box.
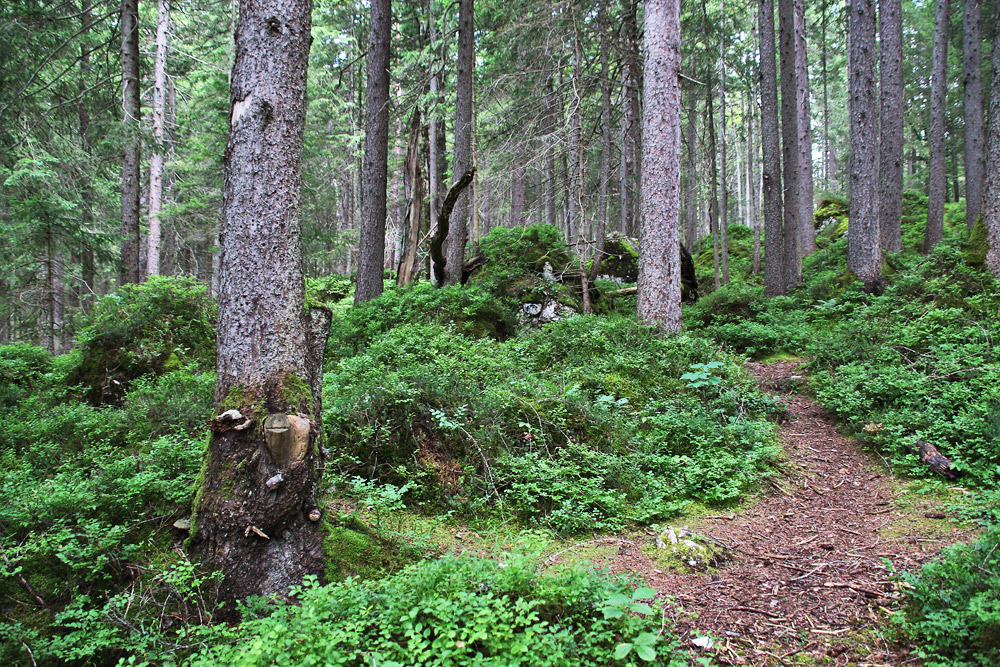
[770,480,794,497]
[791,562,830,581]
[730,605,786,619]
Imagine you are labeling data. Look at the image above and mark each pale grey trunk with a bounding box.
[719,2,730,285]
[684,89,699,252]
[198,0,323,614]
[589,3,612,281]
[546,76,557,228]
[444,0,474,285]
[760,0,784,297]
[878,0,904,254]
[821,0,831,191]
[625,1,643,238]
[638,0,682,331]
[983,3,1000,277]
[848,0,881,290]
[398,109,423,286]
[510,161,526,226]
[706,82,721,290]
[146,0,170,278]
[355,0,391,302]
[750,92,762,275]
[620,66,635,235]
[794,0,815,254]
[119,0,141,285]
[925,0,950,253]
[963,0,984,230]
[778,0,801,289]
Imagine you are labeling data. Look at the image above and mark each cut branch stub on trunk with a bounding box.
[431,168,476,287]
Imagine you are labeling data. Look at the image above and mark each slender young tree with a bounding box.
[719,0,731,284]
[191,0,330,615]
[354,0,391,303]
[963,0,984,230]
[119,0,141,284]
[777,0,801,289]
[444,0,474,285]
[983,0,1000,277]
[146,0,170,277]
[794,0,815,254]
[848,0,881,291]
[925,0,950,253]
[879,0,904,254]
[760,0,784,296]
[638,0,682,331]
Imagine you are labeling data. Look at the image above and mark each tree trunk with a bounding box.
[760,0,784,297]
[638,0,682,331]
[925,0,950,253]
[191,0,324,617]
[963,0,984,230]
[879,0,904,254]
[794,0,815,255]
[119,0,141,285]
[719,0,731,284]
[510,161,526,226]
[706,81,721,291]
[983,2,1000,278]
[355,0,391,303]
[589,2,613,281]
[847,0,881,291]
[146,0,170,278]
[398,108,423,286]
[444,0,475,285]
[684,84,699,252]
[821,0,831,191]
[545,75,557,228]
[778,0,802,290]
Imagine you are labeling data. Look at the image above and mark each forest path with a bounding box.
[601,361,973,666]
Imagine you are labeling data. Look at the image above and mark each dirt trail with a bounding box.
[608,362,975,666]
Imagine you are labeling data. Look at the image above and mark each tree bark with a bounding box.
[355,0,392,303]
[431,169,476,285]
[963,0,984,230]
[760,0,784,297]
[397,108,423,286]
[719,0,731,284]
[684,82,699,252]
[982,4,1000,278]
[848,0,881,291]
[146,0,170,278]
[190,0,323,617]
[589,2,613,282]
[794,0,815,255]
[705,77,721,290]
[778,0,802,290]
[444,0,475,285]
[879,0,904,254]
[638,0,682,331]
[925,0,950,253]
[119,0,141,285]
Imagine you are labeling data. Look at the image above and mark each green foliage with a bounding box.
[684,282,810,358]
[327,282,516,361]
[0,343,51,407]
[67,276,216,404]
[186,555,686,666]
[898,524,1000,667]
[324,315,781,532]
[600,234,639,282]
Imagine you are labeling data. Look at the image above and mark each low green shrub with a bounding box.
[898,524,1000,667]
[324,316,781,532]
[186,554,687,667]
[66,276,216,404]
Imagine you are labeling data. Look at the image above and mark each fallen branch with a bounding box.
[730,605,786,619]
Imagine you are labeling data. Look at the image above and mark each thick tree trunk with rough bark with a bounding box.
[638,0,682,331]
[189,0,327,618]
[760,0,784,297]
[794,0,814,255]
[778,0,801,289]
[982,6,1000,278]
[879,0,904,255]
[925,0,950,253]
[355,0,391,303]
[146,0,170,278]
[963,0,984,231]
[848,0,881,291]
[444,0,474,285]
[119,0,141,285]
